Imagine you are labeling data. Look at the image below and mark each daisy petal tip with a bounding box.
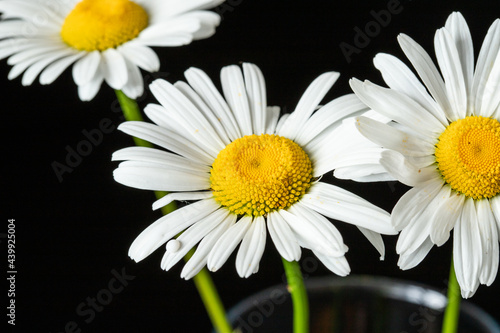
[460,289,476,299]
[151,202,163,211]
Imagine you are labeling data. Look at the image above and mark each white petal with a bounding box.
[114,161,209,191]
[277,208,345,257]
[185,11,221,40]
[302,182,396,235]
[373,53,447,125]
[356,116,435,157]
[398,237,434,270]
[265,106,281,134]
[21,48,75,86]
[490,195,500,239]
[476,48,500,117]
[151,0,222,18]
[143,103,185,135]
[313,251,350,276]
[77,68,104,101]
[391,178,444,230]
[434,28,467,120]
[138,18,198,46]
[428,186,464,246]
[8,47,66,80]
[150,79,225,155]
[472,19,500,117]
[453,198,482,298]
[207,216,252,272]
[152,191,213,211]
[119,42,160,72]
[350,79,445,139]
[476,200,499,286]
[120,57,144,99]
[72,51,101,86]
[101,48,128,89]
[278,72,340,140]
[118,121,214,165]
[295,94,368,147]
[112,146,210,174]
[129,199,219,262]
[380,150,438,187]
[39,52,85,85]
[444,12,474,111]
[334,166,394,183]
[242,63,267,135]
[236,217,266,278]
[275,113,289,134]
[266,211,301,262]
[161,208,229,271]
[184,67,241,141]
[356,226,385,260]
[174,80,231,145]
[181,213,236,280]
[289,203,348,254]
[7,42,63,65]
[397,34,453,118]
[220,65,253,136]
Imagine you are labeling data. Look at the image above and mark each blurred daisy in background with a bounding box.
[350,12,500,297]
[0,0,223,100]
[112,62,396,279]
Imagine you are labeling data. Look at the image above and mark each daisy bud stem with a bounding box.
[282,258,309,333]
[442,259,460,333]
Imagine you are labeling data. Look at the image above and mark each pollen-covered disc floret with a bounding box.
[435,116,500,199]
[61,0,149,51]
[210,134,314,216]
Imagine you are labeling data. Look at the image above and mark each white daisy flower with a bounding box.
[349,12,500,298]
[0,0,223,101]
[112,62,396,279]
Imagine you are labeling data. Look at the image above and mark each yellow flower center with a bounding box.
[210,134,313,216]
[435,116,500,199]
[61,0,149,51]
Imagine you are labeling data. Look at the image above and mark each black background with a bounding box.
[2,0,500,332]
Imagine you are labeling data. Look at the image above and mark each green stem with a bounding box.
[115,90,232,333]
[282,258,309,333]
[442,258,461,333]
[192,265,233,333]
[115,90,152,148]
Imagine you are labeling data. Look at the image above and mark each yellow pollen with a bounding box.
[61,0,149,51]
[210,134,314,216]
[435,116,500,199]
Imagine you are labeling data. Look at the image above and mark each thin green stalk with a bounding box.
[191,261,233,333]
[115,90,152,147]
[442,258,461,333]
[282,258,309,333]
[115,90,232,333]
